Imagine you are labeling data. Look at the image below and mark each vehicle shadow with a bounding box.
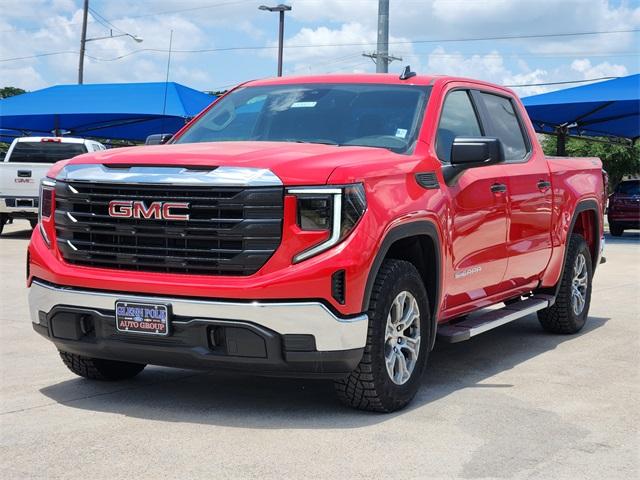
[605,231,640,244]
[39,314,609,428]
[0,226,33,240]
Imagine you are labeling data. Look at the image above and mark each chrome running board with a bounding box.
[437,294,554,343]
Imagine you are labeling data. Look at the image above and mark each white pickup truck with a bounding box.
[0,137,105,234]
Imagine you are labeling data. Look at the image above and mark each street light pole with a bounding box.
[259,4,292,77]
[77,0,143,84]
[78,0,89,84]
[277,8,285,77]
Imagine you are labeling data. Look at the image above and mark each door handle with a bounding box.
[17,170,32,178]
[490,183,507,193]
[537,180,551,190]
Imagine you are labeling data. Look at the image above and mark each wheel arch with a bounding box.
[543,199,600,299]
[362,221,442,351]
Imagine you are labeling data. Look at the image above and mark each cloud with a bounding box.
[423,46,630,96]
[570,58,628,79]
[289,0,640,57]
[273,21,418,75]
[0,0,637,93]
[0,64,46,90]
[290,0,377,25]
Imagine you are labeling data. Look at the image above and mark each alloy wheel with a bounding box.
[571,252,588,316]
[384,291,421,385]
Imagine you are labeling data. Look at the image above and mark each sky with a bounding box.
[1,0,639,97]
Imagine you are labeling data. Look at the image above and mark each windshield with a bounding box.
[175,83,431,154]
[9,142,87,163]
[616,180,640,196]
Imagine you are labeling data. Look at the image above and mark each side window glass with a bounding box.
[480,93,528,161]
[436,90,482,163]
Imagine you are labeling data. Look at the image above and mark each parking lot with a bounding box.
[0,220,638,479]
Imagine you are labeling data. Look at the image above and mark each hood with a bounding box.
[58,141,402,185]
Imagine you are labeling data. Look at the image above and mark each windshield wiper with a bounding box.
[284,139,342,146]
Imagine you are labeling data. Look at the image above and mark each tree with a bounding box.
[0,86,26,98]
[541,135,640,191]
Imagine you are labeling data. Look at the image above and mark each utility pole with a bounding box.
[77,0,142,84]
[362,0,401,72]
[259,4,292,77]
[376,0,389,73]
[78,0,89,84]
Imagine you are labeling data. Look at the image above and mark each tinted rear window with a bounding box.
[616,180,640,195]
[8,142,87,163]
[480,93,528,161]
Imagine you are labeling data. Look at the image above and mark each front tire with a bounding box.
[334,259,430,412]
[609,223,624,236]
[59,351,146,380]
[538,234,592,334]
[29,219,38,229]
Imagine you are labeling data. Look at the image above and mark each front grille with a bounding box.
[54,181,283,275]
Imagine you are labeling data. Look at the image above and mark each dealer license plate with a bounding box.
[115,301,170,336]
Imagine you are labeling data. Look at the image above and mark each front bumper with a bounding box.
[29,280,367,377]
[607,214,640,228]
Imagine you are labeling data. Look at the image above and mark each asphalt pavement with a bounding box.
[1,220,638,479]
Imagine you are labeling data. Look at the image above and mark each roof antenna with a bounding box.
[399,65,416,80]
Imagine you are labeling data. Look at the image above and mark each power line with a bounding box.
[0,51,79,62]
[2,27,638,63]
[123,0,258,19]
[88,7,127,35]
[204,75,625,93]
[69,27,640,62]
[504,76,619,88]
[0,0,257,33]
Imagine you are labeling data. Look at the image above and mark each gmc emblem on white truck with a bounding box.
[108,200,190,220]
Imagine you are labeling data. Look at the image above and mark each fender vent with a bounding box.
[332,269,346,304]
[415,172,439,189]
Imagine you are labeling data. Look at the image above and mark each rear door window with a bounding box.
[436,90,482,163]
[8,142,88,163]
[479,93,529,161]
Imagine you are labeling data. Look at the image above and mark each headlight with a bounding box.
[287,183,366,263]
[38,178,56,246]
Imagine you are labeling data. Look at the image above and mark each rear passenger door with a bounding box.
[436,89,510,311]
[476,91,553,287]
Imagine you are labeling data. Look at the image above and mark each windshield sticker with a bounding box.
[395,128,408,139]
[291,101,317,108]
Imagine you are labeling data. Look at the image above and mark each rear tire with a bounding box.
[59,351,146,380]
[609,223,624,236]
[538,234,592,334]
[334,259,430,413]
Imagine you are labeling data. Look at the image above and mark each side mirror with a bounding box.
[442,137,504,185]
[145,133,173,145]
[450,137,504,166]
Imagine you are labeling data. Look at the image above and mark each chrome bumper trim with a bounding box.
[28,280,368,351]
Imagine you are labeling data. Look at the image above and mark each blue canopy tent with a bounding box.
[0,82,215,142]
[0,128,23,144]
[522,74,640,155]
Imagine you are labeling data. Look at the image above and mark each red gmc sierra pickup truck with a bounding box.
[28,73,606,412]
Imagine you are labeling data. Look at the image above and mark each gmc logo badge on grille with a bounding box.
[108,200,190,220]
